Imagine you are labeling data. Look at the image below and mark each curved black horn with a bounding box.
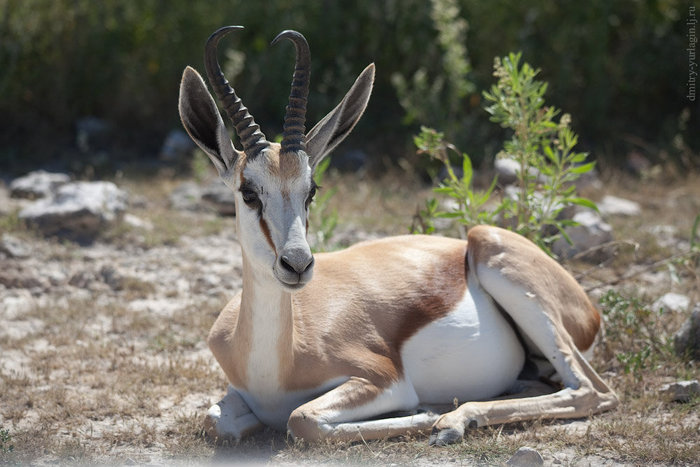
[272,30,310,154]
[205,26,269,157]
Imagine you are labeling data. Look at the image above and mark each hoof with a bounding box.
[202,404,227,443]
[429,427,462,446]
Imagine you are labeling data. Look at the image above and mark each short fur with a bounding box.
[178,26,618,445]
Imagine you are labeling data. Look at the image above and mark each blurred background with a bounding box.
[0,0,697,176]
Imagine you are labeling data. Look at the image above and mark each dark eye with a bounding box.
[305,185,317,209]
[241,189,260,207]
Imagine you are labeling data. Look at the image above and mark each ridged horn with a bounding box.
[272,30,310,155]
[205,26,269,158]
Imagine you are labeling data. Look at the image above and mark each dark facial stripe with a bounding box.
[259,217,276,254]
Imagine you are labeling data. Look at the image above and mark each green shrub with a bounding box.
[599,290,675,380]
[413,53,597,256]
[0,1,695,171]
[392,0,477,147]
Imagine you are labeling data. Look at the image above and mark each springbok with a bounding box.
[178,26,619,445]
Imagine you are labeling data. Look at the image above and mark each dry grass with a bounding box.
[1,169,699,465]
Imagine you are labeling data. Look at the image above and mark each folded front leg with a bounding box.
[287,376,437,442]
[204,385,264,442]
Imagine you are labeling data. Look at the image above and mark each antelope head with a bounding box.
[179,26,374,290]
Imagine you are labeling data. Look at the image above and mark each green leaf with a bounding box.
[433,186,454,194]
[437,211,466,219]
[461,154,473,189]
[565,197,598,211]
[569,162,596,174]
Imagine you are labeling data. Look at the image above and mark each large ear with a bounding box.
[178,66,240,177]
[305,63,375,169]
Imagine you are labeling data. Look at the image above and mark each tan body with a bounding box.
[178,26,618,444]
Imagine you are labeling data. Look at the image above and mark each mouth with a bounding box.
[273,266,313,291]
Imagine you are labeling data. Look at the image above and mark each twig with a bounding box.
[570,240,640,282]
[583,250,699,293]
[357,428,377,457]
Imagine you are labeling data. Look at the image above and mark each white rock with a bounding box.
[495,157,522,185]
[1,290,35,319]
[659,380,700,402]
[123,213,154,231]
[0,233,31,258]
[552,210,613,259]
[9,170,71,199]
[652,293,690,313]
[597,195,641,217]
[647,224,680,249]
[19,181,128,240]
[495,157,547,185]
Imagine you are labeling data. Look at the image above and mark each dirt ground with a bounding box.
[0,169,698,465]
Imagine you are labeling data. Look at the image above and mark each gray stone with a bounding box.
[552,210,613,260]
[330,149,368,172]
[573,168,603,191]
[99,265,124,290]
[76,116,113,153]
[495,157,547,186]
[507,446,544,466]
[19,181,128,240]
[159,129,196,162]
[674,306,700,360]
[170,181,204,212]
[9,170,70,200]
[495,157,521,185]
[659,380,700,402]
[648,224,680,249]
[68,270,97,289]
[202,180,236,216]
[0,233,31,258]
[652,293,690,313]
[597,195,641,217]
[0,270,45,290]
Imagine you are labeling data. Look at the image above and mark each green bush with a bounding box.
[413,53,597,256]
[0,0,695,171]
[599,290,675,380]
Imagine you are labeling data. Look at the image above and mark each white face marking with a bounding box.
[235,153,316,289]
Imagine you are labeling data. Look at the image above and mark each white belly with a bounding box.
[401,278,525,403]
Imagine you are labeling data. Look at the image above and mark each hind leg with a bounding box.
[430,227,618,445]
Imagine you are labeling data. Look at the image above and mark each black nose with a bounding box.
[280,254,314,275]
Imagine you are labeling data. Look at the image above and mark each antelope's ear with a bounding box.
[178,66,240,177]
[305,63,375,170]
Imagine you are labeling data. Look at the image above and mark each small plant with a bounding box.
[413,52,597,255]
[308,157,338,252]
[599,290,674,380]
[411,127,497,236]
[0,428,14,456]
